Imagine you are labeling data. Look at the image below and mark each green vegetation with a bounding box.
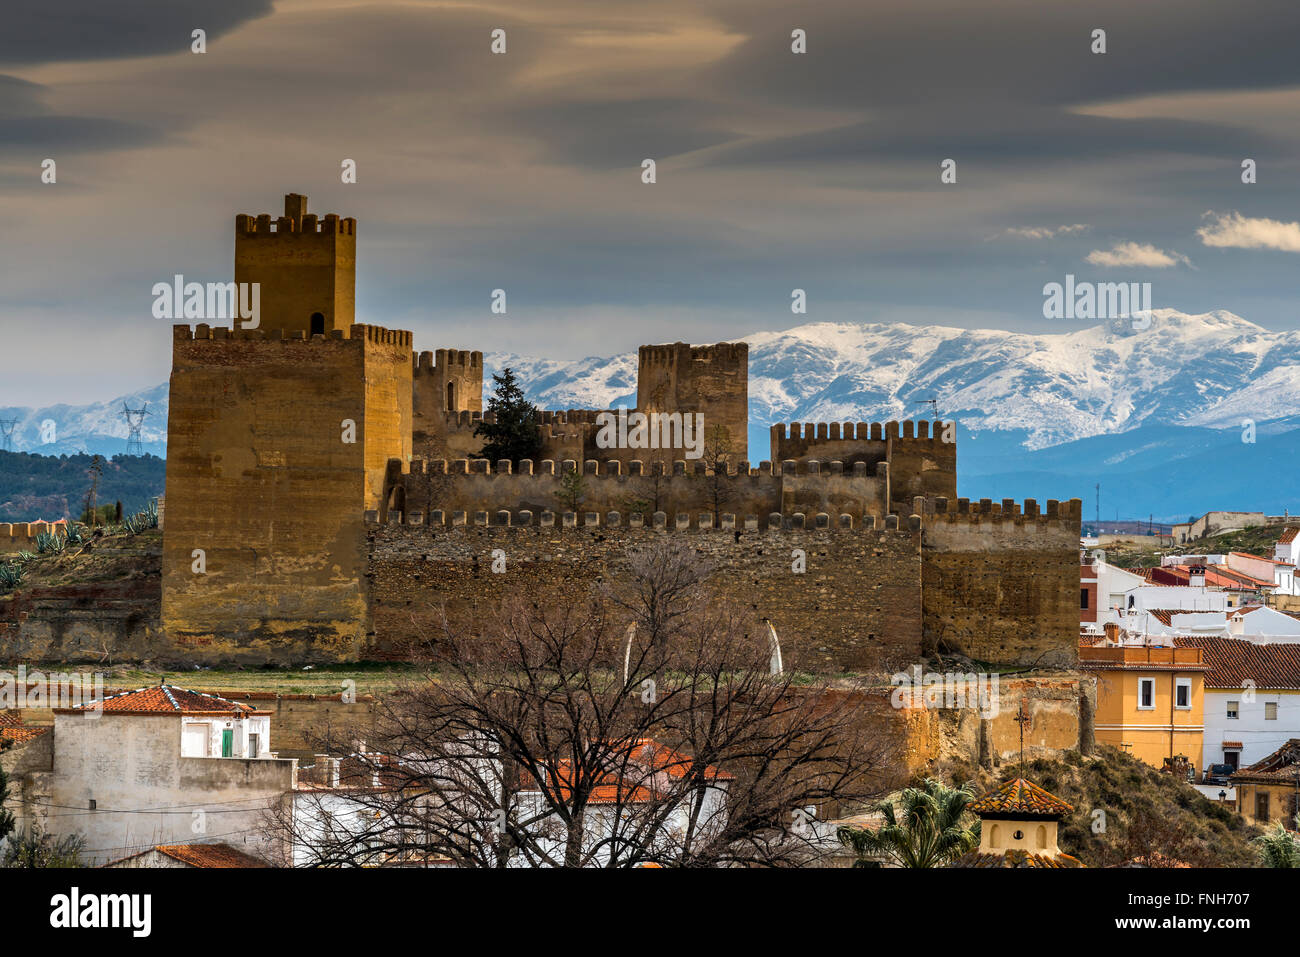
[1253,817,1300,868]
[0,450,164,524]
[2,827,85,868]
[941,746,1260,866]
[838,778,980,868]
[474,368,542,465]
[1105,523,1291,570]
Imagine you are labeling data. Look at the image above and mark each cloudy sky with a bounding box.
[4,0,1300,404]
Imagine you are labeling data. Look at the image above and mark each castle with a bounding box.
[159,193,1082,672]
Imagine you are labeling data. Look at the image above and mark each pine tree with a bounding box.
[474,368,542,465]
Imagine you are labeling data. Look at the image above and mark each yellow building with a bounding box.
[1231,739,1300,828]
[1079,642,1206,768]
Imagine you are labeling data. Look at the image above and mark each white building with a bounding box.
[1175,636,1300,775]
[26,684,296,866]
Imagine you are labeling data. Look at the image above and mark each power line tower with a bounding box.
[0,418,17,452]
[121,402,151,457]
[914,398,940,418]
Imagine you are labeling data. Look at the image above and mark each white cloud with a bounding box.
[1197,210,1300,253]
[1085,241,1190,268]
[998,224,1089,240]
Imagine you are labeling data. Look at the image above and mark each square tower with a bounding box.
[637,341,749,461]
[234,193,356,336]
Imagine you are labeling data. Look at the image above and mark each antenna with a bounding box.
[120,402,151,457]
[0,418,17,452]
[914,398,939,417]
[1095,483,1101,527]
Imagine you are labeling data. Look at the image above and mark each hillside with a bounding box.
[942,747,1260,867]
[0,451,165,524]
[1105,523,1290,570]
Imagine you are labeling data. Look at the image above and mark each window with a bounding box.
[1138,677,1155,710]
[1175,677,1191,710]
[447,382,457,411]
[1227,700,1239,720]
[310,312,325,336]
[248,732,261,757]
[1256,791,1270,822]
[89,799,96,811]
[1265,702,1278,721]
[1080,588,1089,610]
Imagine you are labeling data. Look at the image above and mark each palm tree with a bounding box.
[837,778,980,868]
[1252,817,1300,868]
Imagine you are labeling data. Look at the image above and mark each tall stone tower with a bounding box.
[636,342,749,461]
[234,193,356,336]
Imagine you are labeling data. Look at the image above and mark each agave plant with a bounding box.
[1253,818,1300,868]
[35,531,65,554]
[64,522,85,545]
[16,550,35,563]
[144,498,160,528]
[0,563,25,590]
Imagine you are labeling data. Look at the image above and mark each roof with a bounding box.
[0,710,51,746]
[0,710,19,728]
[107,843,270,868]
[968,778,1074,819]
[949,848,1083,868]
[1279,528,1300,545]
[1173,636,1300,690]
[521,738,732,805]
[1230,739,1300,785]
[60,684,271,716]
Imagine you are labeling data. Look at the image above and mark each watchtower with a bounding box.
[636,342,749,461]
[234,193,356,336]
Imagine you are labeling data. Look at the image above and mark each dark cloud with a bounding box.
[0,0,272,65]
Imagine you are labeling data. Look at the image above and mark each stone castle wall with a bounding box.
[366,514,924,674]
[161,323,411,661]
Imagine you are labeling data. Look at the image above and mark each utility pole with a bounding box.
[1014,698,1031,769]
[0,418,17,452]
[1095,483,1101,528]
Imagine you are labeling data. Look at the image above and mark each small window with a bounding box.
[1227,700,1239,720]
[1080,588,1089,610]
[89,799,97,811]
[1138,677,1155,710]
[1175,678,1191,710]
[1265,702,1278,721]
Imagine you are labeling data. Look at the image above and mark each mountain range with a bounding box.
[4,309,1297,522]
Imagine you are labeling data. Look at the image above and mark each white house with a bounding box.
[1174,636,1300,775]
[44,684,295,866]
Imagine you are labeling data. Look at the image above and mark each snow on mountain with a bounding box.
[7,308,1299,461]
[495,309,1300,450]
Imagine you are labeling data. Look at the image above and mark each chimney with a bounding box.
[1103,622,1120,645]
[1189,564,1206,588]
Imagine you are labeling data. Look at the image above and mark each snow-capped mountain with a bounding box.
[490,309,1300,450]
[6,309,1298,517]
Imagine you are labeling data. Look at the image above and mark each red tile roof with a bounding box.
[0,725,50,745]
[950,848,1083,868]
[0,710,19,728]
[1279,528,1300,545]
[61,685,271,716]
[1230,739,1300,785]
[521,738,732,805]
[968,778,1074,819]
[108,843,270,868]
[1172,636,1300,690]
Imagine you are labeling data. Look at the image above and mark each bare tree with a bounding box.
[699,425,735,523]
[270,541,900,867]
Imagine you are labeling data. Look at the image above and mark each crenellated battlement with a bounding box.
[235,192,355,237]
[923,496,1084,524]
[413,349,483,373]
[171,322,410,348]
[771,419,950,443]
[637,341,748,366]
[367,507,919,533]
[400,456,891,478]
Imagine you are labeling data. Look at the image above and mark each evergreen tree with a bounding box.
[0,761,15,847]
[474,368,542,464]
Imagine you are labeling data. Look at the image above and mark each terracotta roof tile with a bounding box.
[1279,527,1300,545]
[949,849,1083,868]
[64,685,270,716]
[1230,739,1300,784]
[108,843,270,868]
[1173,636,1300,690]
[968,778,1074,819]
